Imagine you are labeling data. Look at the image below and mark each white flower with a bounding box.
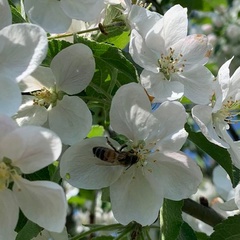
[0,0,48,116]
[14,44,94,145]
[0,115,67,239]
[24,0,121,33]
[60,83,202,226]
[212,165,240,213]
[192,57,240,168]
[129,4,213,104]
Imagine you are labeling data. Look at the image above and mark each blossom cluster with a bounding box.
[1,0,240,239]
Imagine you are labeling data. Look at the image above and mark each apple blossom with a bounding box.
[192,57,240,168]
[14,44,94,145]
[60,83,202,226]
[0,0,48,116]
[24,0,123,34]
[212,165,240,214]
[0,115,67,239]
[129,4,214,104]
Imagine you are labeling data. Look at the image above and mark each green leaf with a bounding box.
[185,123,234,184]
[43,40,72,66]
[16,220,42,240]
[160,199,184,240]
[24,166,50,181]
[232,166,240,188]
[195,232,210,240]
[10,5,26,24]
[92,236,114,240]
[87,125,105,138]
[210,215,240,240]
[177,222,197,240]
[75,36,138,110]
[95,5,129,49]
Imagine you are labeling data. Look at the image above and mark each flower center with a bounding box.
[131,140,150,167]
[0,158,21,191]
[31,87,64,108]
[216,97,240,124]
[158,47,186,80]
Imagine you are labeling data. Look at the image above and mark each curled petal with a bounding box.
[13,178,67,232]
[51,44,95,94]
[129,29,159,72]
[60,137,124,189]
[0,189,18,240]
[213,165,234,201]
[48,95,92,145]
[192,105,229,148]
[0,126,62,173]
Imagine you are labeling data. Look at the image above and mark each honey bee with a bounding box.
[92,137,139,169]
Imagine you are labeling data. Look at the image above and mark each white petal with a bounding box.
[162,5,188,48]
[0,114,18,140]
[50,44,95,94]
[110,83,154,141]
[0,24,48,81]
[13,178,67,232]
[150,101,188,152]
[0,0,11,30]
[0,126,62,173]
[61,0,105,22]
[192,105,229,148]
[213,165,233,201]
[172,34,211,69]
[0,76,21,116]
[146,5,187,51]
[60,137,123,189]
[110,166,163,226]
[217,198,238,211]
[129,29,159,72]
[220,130,240,169]
[24,0,71,33]
[216,58,232,101]
[128,5,162,37]
[48,95,92,145]
[0,189,18,240]
[13,96,48,126]
[147,152,202,200]
[234,184,240,210]
[19,66,55,92]
[178,67,214,104]
[140,70,184,101]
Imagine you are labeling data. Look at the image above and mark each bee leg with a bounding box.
[106,137,119,152]
[119,144,128,151]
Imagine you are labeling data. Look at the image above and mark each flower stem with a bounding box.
[182,198,225,227]
[48,21,126,40]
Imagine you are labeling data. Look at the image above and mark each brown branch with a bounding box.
[182,198,226,227]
